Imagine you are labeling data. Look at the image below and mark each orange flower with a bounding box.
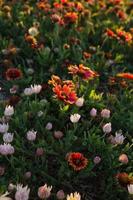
[67,152,88,171]
[49,75,78,104]
[64,12,78,24]
[68,64,98,80]
[53,84,77,104]
[117,73,133,80]
[5,68,23,80]
[116,173,133,187]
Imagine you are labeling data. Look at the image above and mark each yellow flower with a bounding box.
[67,192,81,200]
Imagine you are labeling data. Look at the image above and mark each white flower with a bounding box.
[127,184,133,195]
[24,88,33,96]
[90,108,97,117]
[0,123,9,133]
[4,105,14,117]
[28,27,39,37]
[101,109,110,118]
[15,184,30,200]
[75,97,84,107]
[70,114,81,123]
[0,143,14,155]
[38,184,52,199]
[102,122,112,133]
[114,131,125,145]
[67,192,81,200]
[0,191,12,200]
[37,111,43,117]
[31,84,42,94]
[45,122,53,130]
[26,130,37,141]
[3,132,14,143]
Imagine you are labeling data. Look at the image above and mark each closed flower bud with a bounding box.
[93,156,101,164]
[54,131,63,139]
[27,68,34,75]
[101,109,110,118]
[4,105,14,117]
[102,123,112,133]
[56,190,65,200]
[70,113,81,123]
[24,88,33,96]
[24,171,32,179]
[26,130,37,141]
[3,132,14,143]
[36,148,44,156]
[119,154,128,164]
[90,108,97,117]
[8,183,16,191]
[75,97,84,107]
[45,122,52,130]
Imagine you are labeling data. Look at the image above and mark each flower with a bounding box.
[0,143,14,155]
[4,105,14,117]
[68,64,98,80]
[45,122,53,130]
[24,88,33,96]
[56,190,65,200]
[31,84,42,94]
[3,132,14,143]
[101,109,110,118]
[75,97,84,107]
[102,123,112,133]
[0,123,9,133]
[116,173,132,187]
[67,152,88,171]
[67,192,81,200]
[54,131,64,139]
[0,192,12,200]
[119,154,128,164]
[93,156,101,164]
[114,131,125,144]
[38,184,52,199]
[127,184,133,195]
[5,68,23,80]
[36,148,44,156]
[70,114,81,123]
[26,130,37,141]
[90,108,97,117]
[24,172,32,179]
[28,27,39,37]
[117,73,133,80]
[15,184,30,200]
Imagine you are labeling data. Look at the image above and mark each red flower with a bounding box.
[68,64,99,80]
[117,73,133,80]
[116,173,133,187]
[67,152,88,171]
[5,68,23,80]
[64,12,78,24]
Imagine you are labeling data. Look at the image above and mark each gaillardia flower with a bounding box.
[5,68,23,80]
[67,152,88,171]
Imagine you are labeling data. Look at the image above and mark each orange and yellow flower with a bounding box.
[68,64,98,80]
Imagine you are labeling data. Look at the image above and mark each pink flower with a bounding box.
[38,184,52,199]
[101,109,110,118]
[90,108,97,117]
[54,131,63,139]
[102,123,112,133]
[15,184,30,200]
[93,156,101,164]
[0,143,14,155]
[56,190,65,199]
[26,130,37,141]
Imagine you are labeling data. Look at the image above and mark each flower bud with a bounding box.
[102,123,112,133]
[93,156,101,164]
[119,154,128,164]
[101,109,110,118]
[56,190,65,199]
[75,97,84,107]
[90,108,97,117]
[54,131,63,139]
[36,148,44,156]
[45,122,52,130]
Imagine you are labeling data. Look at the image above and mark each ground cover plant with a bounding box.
[0,0,133,199]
